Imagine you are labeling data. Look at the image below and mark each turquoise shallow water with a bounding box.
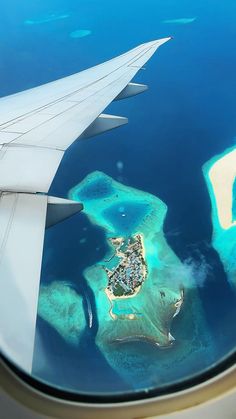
[65,172,214,391]
[78,176,114,200]
[1,0,236,398]
[102,201,150,236]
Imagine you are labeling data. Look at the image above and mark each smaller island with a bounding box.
[162,17,196,25]
[24,12,70,25]
[70,29,92,39]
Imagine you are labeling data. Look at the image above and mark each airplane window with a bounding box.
[0,0,236,402]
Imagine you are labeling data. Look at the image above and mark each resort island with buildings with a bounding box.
[105,234,147,300]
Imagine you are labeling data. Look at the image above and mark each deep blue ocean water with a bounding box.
[1,0,236,396]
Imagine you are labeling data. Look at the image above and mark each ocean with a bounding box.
[1,0,236,398]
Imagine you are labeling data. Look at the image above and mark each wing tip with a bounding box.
[144,36,173,49]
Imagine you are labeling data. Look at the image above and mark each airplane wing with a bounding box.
[0,38,171,373]
[0,37,171,193]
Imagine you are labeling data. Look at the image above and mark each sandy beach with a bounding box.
[208,148,236,230]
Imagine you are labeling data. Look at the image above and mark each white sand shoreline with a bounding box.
[208,148,236,230]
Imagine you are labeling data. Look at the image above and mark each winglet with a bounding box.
[143,36,173,48]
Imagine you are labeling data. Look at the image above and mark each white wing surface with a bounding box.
[0,38,171,373]
[0,193,47,372]
[0,37,171,193]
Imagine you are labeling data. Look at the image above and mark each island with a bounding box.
[36,171,213,390]
[203,145,236,287]
[162,17,197,25]
[104,234,148,319]
[24,12,70,25]
[69,171,187,348]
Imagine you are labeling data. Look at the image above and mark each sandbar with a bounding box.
[203,145,236,287]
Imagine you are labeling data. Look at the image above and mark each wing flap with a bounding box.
[81,113,128,139]
[115,82,148,100]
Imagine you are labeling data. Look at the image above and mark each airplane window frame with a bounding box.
[1,350,235,418]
